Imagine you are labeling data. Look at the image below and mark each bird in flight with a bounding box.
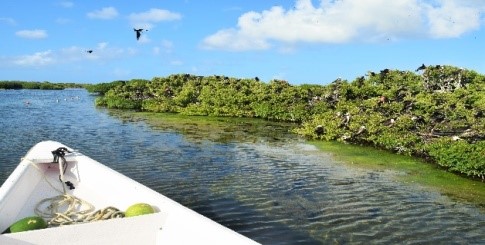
[134,28,147,40]
[86,50,93,53]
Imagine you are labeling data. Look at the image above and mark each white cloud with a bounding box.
[202,0,485,51]
[0,17,16,25]
[4,42,133,68]
[202,28,270,51]
[60,46,98,61]
[425,0,482,38]
[97,42,109,50]
[13,51,54,66]
[129,8,182,29]
[153,40,174,55]
[16,29,48,39]
[68,42,121,61]
[59,1,74,8]
[87,7,119,20]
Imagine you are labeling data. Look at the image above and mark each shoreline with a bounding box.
[310,140,485,210]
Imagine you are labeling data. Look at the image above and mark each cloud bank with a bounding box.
[87,7,119,20]
[59,1,74,8]
[0,17,16,25]
[12,51,54,66]
[128,8,182,29]
[16,29,48,39]
[202,0,485,51]
[3,43,132,68]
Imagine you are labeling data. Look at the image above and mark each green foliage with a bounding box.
[95,74,318,121]
[93,66,485,179]
[85,80,126,95]
[97,79,150,110]
[0,81,81,90]
[425,139,485,178]
[0,81,23,89]
[295,66,484,178]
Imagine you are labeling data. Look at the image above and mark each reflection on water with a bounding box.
[0,89,484,244]
[106,110,300,145]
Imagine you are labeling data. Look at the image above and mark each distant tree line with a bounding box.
[84,65,485,179]
[84,80,126,95]
[0,81,85,90]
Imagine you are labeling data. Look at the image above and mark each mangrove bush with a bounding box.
[92,65,485,179]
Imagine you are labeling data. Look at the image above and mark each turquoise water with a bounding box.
[0,89,483,244]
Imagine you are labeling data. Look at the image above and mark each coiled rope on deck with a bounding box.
[34,194,124,227]
[28,147,124,227]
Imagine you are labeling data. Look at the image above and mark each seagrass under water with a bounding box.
[0,89,483,244]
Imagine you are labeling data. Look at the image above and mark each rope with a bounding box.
[35,194,124,227]
[25,147,125,227]
[25,159,65,194]
[35,194,91,226]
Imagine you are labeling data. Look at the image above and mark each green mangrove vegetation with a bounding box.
[88,65,485,180]
[84,80,126,95]
[0,81,85,90]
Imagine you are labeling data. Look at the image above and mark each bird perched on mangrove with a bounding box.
[339,112,351,128]
[416,64,426,72]
[355,125,366,136]
[314,125,324,136]
[133,28,147,40]
[382,118,396,127]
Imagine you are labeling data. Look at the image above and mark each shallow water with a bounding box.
[0,89,483,244]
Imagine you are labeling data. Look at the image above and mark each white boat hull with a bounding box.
[0,141,259,244]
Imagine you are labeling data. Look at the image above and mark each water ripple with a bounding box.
[0,90,484,244]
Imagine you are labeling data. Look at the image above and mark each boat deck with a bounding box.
[0,141,259,244]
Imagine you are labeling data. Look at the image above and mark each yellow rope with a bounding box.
[35,194,124,227]
[25,157,124,227]
[24,158,65,194]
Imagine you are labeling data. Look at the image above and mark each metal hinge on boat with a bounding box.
[52,147,75,191]
[51,147,70,163]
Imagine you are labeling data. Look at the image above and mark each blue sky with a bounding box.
[1,0,484,85]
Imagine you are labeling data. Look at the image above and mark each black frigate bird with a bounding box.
[133,28,147,40]
[416,64,426,72]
